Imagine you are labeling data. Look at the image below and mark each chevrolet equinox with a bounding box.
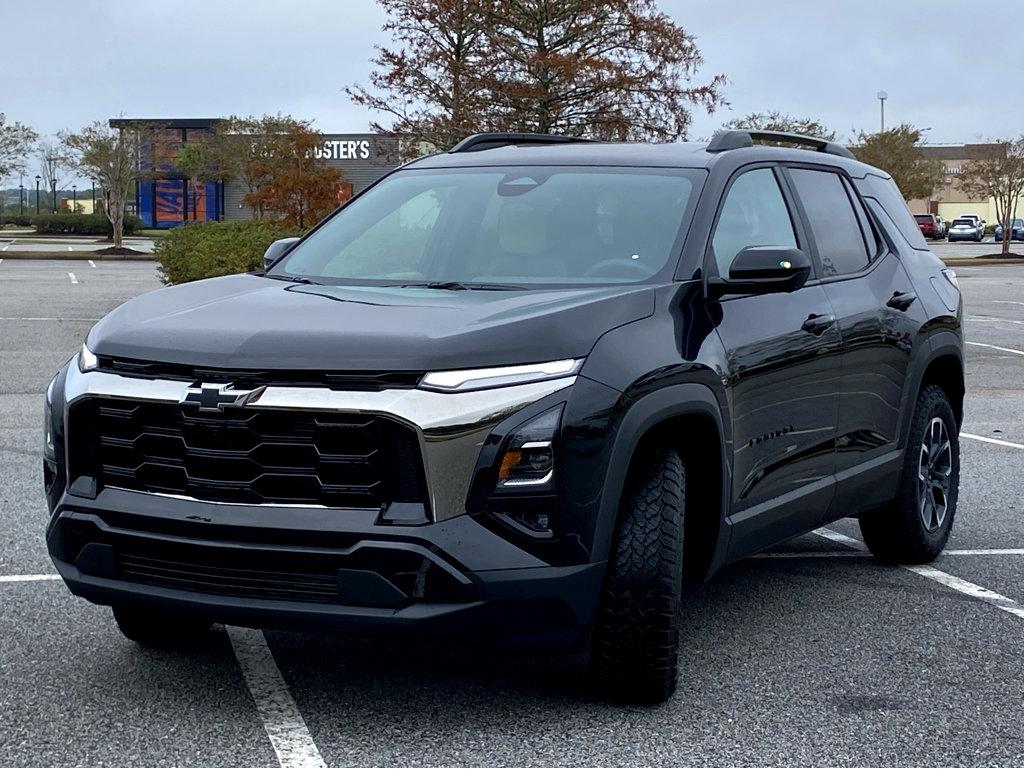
[44,131,965,702]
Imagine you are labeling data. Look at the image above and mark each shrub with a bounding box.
[31,212,142,236]
[0,214,34,227]
[154,220,303,284]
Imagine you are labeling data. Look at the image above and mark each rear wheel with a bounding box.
[859,385,959,564]
[589,447,685,703]
[113,605,214,648]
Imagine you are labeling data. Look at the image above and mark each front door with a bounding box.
[707,166,842,559]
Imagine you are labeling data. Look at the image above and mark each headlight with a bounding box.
[78,342,98,372]
[941,268,959,289]
[495,406,562,491]
[43,376,56,461]
[420,359,582,393]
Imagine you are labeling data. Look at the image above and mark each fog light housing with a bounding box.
[495,406,562,491]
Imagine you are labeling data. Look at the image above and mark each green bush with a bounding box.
[0,214,33,227]
[31,212,142,236]
[155,220,303,284]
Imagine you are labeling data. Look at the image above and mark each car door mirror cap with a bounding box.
[707,246,812,299]
[263,237,301,271]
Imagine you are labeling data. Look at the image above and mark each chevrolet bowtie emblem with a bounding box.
[180,382,266,412]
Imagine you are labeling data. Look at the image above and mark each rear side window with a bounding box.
[788,168,870,277]
[855,173,930,250]
[710,168,798,277]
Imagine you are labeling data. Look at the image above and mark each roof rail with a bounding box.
[706,129,855,160]
[449,132,593,153]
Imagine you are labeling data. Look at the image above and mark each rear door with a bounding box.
[783,165,926,517]
[707,165,842,558]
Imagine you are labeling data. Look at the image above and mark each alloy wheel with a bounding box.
[918,417,952,532]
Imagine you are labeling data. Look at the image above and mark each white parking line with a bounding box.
[756,547,1024,559]
[817,528,1024,623]
[905,565,1024,620]
[967,316,1024,325]
[993,300,1024,307]
[227,626,326,769]
[68,272,77,284]
[88,259,96,268]
[0,317,101,322]
[0,574,62,583]
[962,432,1024,450]
[67,246,72,252]
[967,340,1024,356]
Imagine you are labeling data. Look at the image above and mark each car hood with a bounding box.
[87,274,656,371]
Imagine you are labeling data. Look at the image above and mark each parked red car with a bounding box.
[914,213,944,240]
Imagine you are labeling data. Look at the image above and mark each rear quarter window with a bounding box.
[854,173,929,250]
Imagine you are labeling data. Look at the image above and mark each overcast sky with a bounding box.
[4,0,1017,182]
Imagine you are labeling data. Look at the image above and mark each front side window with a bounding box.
[272,166,703,287]
[710,167,798,277]
[788,168,871,277]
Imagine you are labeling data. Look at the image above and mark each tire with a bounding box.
[589,447,685,703]
[859,385,959,564]
[113,605,214,648]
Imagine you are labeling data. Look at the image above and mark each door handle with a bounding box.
[887,291,917,311]
[801,313,836,336]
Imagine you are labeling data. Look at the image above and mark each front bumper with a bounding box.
[47,487,605,642]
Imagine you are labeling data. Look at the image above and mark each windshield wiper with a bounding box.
[399,280,524,291]
[264,274,317,285]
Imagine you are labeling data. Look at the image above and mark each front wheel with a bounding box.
[589,447,685,702]
[859,385,959,563]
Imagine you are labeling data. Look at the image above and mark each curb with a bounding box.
[0,252,156,260]
[941,257,1024,267]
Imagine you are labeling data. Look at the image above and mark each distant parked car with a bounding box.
[914,213,944,240]
[994,218,1024,242]
[935,215,947,238]
[948,217,984,242]
[958,214,985,232]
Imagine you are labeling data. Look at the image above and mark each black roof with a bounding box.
[407,137,872,174]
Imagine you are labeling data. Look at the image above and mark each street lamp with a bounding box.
[72,185,77,213]
[91,181,96,212]
[877,90,888,132]
[19,183,25,216]
[34,175,41,214]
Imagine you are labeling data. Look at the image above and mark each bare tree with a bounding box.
[347,0,496,155]
[37,139,73,211]
[350,0,726,148]
[724,111,837,141]
[62,121,156,249]
[959,137,1024,257]
[0,113,38,181]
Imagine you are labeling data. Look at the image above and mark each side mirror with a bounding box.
[707,246,811,298]
[263,237,301,271]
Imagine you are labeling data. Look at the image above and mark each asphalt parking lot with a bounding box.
[1,259,1023,766]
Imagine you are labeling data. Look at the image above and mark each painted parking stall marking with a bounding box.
[68,272,78,284]
[962,432,1024,450]
[227,626,327,769]
[967,340,1024,356]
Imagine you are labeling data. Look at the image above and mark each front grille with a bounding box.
[74,399,427,508]
[118,552,342,603]
[95,356,423,391]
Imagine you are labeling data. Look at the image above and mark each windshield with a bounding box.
[270,166,703,287]
[914,214,932,223]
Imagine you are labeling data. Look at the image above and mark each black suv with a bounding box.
[44,131,964,702]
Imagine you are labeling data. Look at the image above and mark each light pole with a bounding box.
[72,185,77,212]
[35,175,40,214]
[91,181,96,212]
[51,179,57,213]
[877,90,888,132]
[19,183,25,216]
